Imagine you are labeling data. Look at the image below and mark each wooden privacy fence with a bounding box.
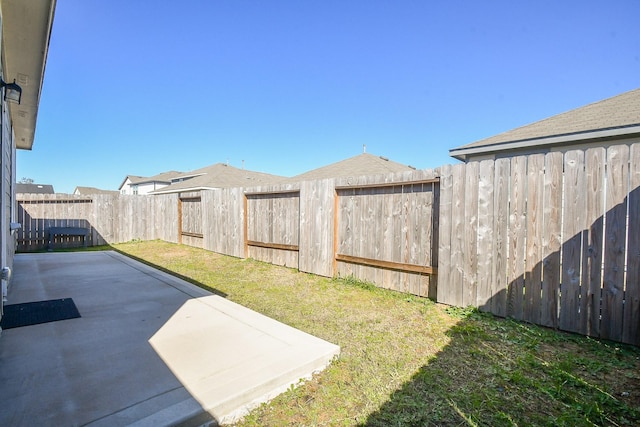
[16,193,179,251]
[334,177,439,298]
[199,171,440,296]
[178,192,203,247]
[15,142,640,346]
[438,142,640,346]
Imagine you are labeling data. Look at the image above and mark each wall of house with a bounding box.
[120,180,169,195]
[0,46,17,319]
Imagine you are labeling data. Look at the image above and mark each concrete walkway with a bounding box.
[0,251,339,426]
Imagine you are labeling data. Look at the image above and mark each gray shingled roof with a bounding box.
[74,187,119,195]
[16,183,55,194]
[129,171,183,185]
[450,87,640,160]
[151,163,286,194]
[289,153,415,182]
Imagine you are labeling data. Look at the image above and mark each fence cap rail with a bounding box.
[335,177,440,191]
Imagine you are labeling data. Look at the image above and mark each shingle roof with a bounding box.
[16,183,55,194]
[450,87,640,160]
[74,187,119,195]
[289,153,415,182]
[151,163,286,194]
[128,171,183,185]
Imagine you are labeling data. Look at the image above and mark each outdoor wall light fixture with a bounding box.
[0,78,22,104]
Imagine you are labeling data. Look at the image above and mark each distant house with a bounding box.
[73,187,119,196]
[119,171,183,195]
[16,183,55,194]
[289,152,416,182]
[150,163,286,195]
[449,87,640,162]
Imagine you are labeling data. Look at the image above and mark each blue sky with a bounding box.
[17,0,640,193]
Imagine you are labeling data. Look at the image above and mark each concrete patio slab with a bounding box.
[0,251,340,426]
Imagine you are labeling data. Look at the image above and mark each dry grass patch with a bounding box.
[113,240,640,426]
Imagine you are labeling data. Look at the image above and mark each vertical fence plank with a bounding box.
[462,162,479,307]
[476,160,494,310]
[585,147,605,337]
[508,156,527,320]
[560,150,586,334]
[602,144,629,342]
[448,164,466,307]
[491,158,510,317]
[623,142,640,346]
[540,152,562,328]
[437,165,452,305]
[524,154,544,324]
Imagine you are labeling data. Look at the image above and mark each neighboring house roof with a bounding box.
[16,183,54,194]
[135,170,183,185]
[118,171,183,190]
[450,87,640,161]
[74,186,119,195]
[290,153,415,182]
[2,0,57,150]
[151,163,286,194]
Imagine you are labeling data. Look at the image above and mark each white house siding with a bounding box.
[121,180,169,195]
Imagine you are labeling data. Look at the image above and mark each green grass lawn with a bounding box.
[112,240,640,426]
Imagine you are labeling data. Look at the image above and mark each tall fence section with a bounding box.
[438,143,639,346]
[15,142,640,346]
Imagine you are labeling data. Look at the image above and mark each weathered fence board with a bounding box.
[560,150,586,334]
[585,147,605,337]
[623,144,640,344]
[463,162,478,307]
[476,160,494,310]
[540,152,562,329]
[299,179,335,278]
[508,156,527,321]
[601,145,629,342]
[437,165,452,305]
[524,154,544,325]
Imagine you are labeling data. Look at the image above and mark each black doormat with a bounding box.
[1,298,80,330]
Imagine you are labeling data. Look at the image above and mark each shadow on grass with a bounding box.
[362,299,640,426]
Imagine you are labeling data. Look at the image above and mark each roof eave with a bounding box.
[2,0,57,150]
[449,125,640,161]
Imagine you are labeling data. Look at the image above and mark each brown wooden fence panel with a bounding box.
[334,171,438,298]
[244,188,300,268]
